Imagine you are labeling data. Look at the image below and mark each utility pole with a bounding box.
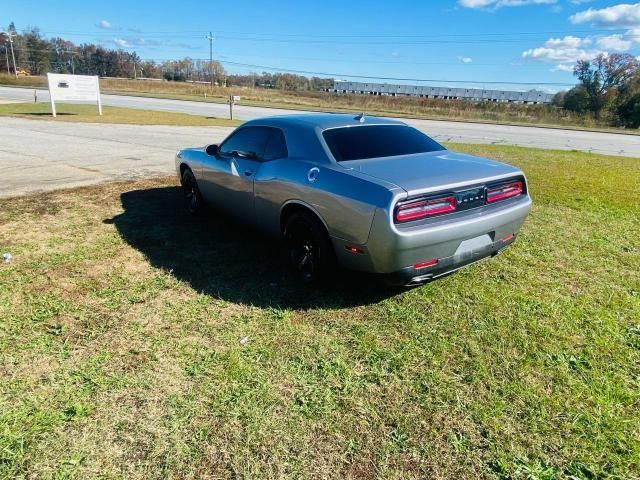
[133,60,137,79]
[206,32,214,87]
[69,51,75,75]
[1,32,17,78]
[7,32,16,78]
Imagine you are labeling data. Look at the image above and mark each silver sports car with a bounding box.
[175,114,531,286]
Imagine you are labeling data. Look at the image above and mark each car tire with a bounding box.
[284,211,335,283]
[181,169,205,214]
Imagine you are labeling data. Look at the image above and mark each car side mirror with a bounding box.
[205,144,219,156]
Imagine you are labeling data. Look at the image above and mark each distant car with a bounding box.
[175,114,531,286]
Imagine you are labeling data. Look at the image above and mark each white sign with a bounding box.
[47,73,102,117]
[232,95,241,103]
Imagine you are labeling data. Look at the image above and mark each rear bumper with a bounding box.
[332,195,531,276]
[379,233,515,286]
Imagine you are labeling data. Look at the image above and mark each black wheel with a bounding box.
[181,169,204,214]
[284,212,334,283]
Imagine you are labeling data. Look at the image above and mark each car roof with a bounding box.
[243,113,406,130]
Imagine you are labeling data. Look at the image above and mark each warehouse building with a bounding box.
[330,81,554,104]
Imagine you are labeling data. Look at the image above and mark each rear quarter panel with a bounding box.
[254,159,399,244]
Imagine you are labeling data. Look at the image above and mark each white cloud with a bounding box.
[570,3,640,28]
[457,56,473,63]
[113,38,132,48]
[544,36,591,48]
[97,20,112,29]
[110,37,188,50]
[627,28,640,41]
[596,34,632,50]
[522,45,602,62]
[522,35,599,63]
[552,64,576,72]
[522,30,639,68]
[459,0,556,8]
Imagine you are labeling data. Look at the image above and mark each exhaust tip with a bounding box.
[405,274,434,287]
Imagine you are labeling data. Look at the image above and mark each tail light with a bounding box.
[345,245,364,254]
[486,181,523,203]
[414,258,438,269]
[395,177,525,224]
[395,195,456,223]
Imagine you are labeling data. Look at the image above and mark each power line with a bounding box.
[35,29,640,45]
[218,60,575,86]
[213,35,635,46]
[6,36,578,87]
[6,42,471,63]
[38,27,640,38]
[36,33,640,45]
[218,53,500,66]
[7,48,572,87]
[11,45,506,66]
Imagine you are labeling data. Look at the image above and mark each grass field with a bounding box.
[1,74,625,132]
[0,102,240,127]
[0,144,638,479]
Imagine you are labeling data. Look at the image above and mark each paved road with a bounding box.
[1,118,228,197]
[2,85,640,157]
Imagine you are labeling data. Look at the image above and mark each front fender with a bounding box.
[175,148,208,181]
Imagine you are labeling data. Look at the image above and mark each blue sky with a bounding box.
[4,0,640,92]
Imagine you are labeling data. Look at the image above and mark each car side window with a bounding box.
[219,127,271,160]
[263,129,288,161]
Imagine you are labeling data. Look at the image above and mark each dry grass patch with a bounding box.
[0,101,240,127]
[2,74,634,132]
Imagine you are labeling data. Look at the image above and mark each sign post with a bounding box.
[47,73,102,117]
[229,95,240,120]
[49,87,57,117]
[97,86,103,116]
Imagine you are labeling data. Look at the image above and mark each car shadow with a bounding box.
[105,186,403,309]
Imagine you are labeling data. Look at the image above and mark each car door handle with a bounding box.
[244,170,253,176]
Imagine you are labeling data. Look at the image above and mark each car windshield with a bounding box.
[322,125,445,162]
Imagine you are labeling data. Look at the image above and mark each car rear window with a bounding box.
[322,125,445,162]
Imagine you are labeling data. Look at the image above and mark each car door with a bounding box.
[200,126,271,224]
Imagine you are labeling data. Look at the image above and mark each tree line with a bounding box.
[553,54,640,128]
[0,23,332,91]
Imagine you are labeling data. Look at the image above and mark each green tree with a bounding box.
[573,53,639,115]
[615,74,640,128]
[552,91,566,107]
[562,86,591,113]
[616,94,640,128]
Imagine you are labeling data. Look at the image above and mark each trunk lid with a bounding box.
[344,150,521,196]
